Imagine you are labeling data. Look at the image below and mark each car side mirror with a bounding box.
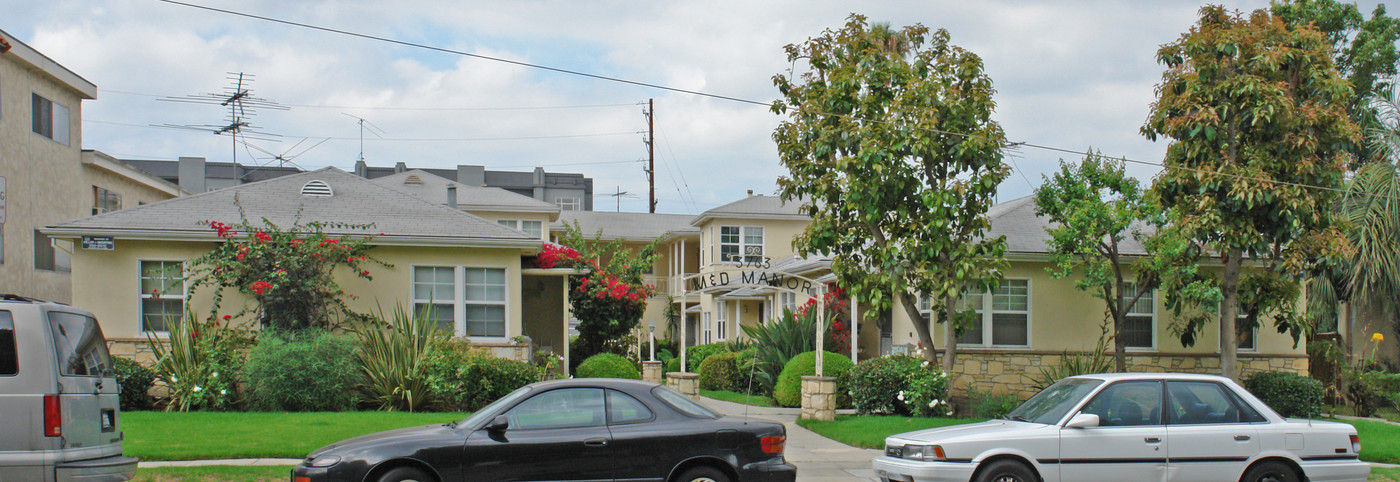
[1066,413,1100,429]
[485,415,509,432]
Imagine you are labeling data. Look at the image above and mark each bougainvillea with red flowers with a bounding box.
[791,286,851,356]
[532,243,582,269]
[184,212,388,332]
[555,222,663,371]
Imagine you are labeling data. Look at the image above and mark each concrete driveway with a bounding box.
[700,397,881,482]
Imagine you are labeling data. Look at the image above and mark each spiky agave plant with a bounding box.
[351,304,439,411]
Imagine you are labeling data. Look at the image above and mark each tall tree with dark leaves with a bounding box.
[772,15,1009,370]
[1143,6,1358,379]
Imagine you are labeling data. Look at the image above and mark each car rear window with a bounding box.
[652,386,718,419]
[0,311,15,376]
[48,311,112,377]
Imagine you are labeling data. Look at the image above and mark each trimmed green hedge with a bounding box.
[699,352,740,391]
[242,331,360,412]
[1243,371,1323,418]
[114,357,155,411]
[686,343,729,372]
[773,351,853,408]
[578,353,641,379]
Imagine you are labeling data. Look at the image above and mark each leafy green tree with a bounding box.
[1142,6,1359,378]
[772,15,1009,370]
[554,222,662,371]
[1034,152,1167,372]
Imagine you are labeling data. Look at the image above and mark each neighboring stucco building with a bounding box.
[43,167,572,362]
[372,169,560,242]
[0,29,183,302]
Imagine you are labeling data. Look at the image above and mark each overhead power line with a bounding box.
[100,89,636,111]
[85,119,637,141]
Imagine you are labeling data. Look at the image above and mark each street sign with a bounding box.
[82,236,114,250]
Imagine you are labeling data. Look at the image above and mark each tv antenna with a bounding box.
[238,137,332,180]
[342,113,385,163]
[604,186,637,212]
[156,72,287,163]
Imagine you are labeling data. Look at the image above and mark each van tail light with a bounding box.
[43,394,62,437]
[1351,434,1361,454]
[761,435,786,454]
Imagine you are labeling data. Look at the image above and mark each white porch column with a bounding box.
[733,299,740,341]
[851,297,859,364]
[680,300,688,371]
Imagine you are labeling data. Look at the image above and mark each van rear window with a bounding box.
[48,311,112,377]
[0,311,15,376]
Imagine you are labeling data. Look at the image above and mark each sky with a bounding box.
[4,0,1388,214]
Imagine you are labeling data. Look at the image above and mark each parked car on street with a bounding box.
[0,294,138,481]
[292,378,796,482]
[873,372,1368,482]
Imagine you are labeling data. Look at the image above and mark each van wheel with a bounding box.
[676,465,731,482]
[378,466,433,482]
[975,459,1036,482]
[1242,460,1298,482]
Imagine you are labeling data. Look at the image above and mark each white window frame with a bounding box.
[957,279,1031,349]
[1120,281,1156,351]
[555,197,581,211]
[497,219,544,240]
[412,266,458,335]
[409,265,512,342]
[702,312,712,344]
[779,292,797,315]
[464,266,509,341]
[717,300,727,341]
[139,260,186,336]
[1217,300,1258,352]
[718,225,763,263]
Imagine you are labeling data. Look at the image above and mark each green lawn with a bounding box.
[133,465,293,482]
[1341,419,1400,464]
[797,415,987,449]
[123,411,468,461]
[701,389,777,407]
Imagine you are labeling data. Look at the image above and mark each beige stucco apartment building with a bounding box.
[0,29,182,302]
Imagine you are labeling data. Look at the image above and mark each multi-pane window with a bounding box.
[702,312,712,344]
[497,219,544,239]
[93,186,121,215]
[716,301,727,341]
[555,198,581,211]
[465,268,507,338]
[413,267,456,333]
[719,226,763,263]
[956,280,1029,347]
[140,261,184,333]
[779,292,797,315]
[1119,282,1155,349]
[1222,301,1257,351]
[31,93,70,146]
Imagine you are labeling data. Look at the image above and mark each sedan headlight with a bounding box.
[309,455,342,467]
[901,444,945,461]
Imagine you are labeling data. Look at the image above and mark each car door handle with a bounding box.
[1144,437,1161,443]
[584,438,608,447]
[1234,435,1251,441]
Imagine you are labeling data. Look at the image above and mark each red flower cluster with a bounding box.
[208,221,236,238]
[250,281,272,295]
[253,230,272,243]
[236,245,249,261]
[534,244,582,269]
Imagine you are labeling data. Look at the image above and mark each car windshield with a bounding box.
[453,386,532,429]
[1005,378,1103,424]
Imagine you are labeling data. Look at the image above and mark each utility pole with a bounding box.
[644,99,657,213]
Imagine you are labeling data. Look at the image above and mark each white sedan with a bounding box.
[873,373,1369,482]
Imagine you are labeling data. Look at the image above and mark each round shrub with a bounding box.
[665,356,681,373]
[699,352,740,391]
[686,343,729,372]
[844,356,949,416]
[114,357,155,411]
[578,353,641,379]
[732,348,759,393]
[772,351,853,408]
[1243,371,1324,418]
[242,331,360,411]
[425,341,540,411]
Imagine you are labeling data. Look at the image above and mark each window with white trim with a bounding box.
[555,197,581,211]
[702,312,712,344]
[140,260,184,333]
[465,268,507,338]
[719,226,763,263]
[497,219,544,239]
[1120,282,1155,349]
[717,301,727,341]
[31,93,70,146]
[779,292,797,315]
[413,266,456,333]
[956,279,1030,347]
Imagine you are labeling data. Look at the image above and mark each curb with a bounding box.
[138,458,301,468]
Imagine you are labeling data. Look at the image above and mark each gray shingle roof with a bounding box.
[370,170,560,217]
[553,211,699,241]
[691,195,809,226]
[45,167,540,248]
[985,195,1152,256]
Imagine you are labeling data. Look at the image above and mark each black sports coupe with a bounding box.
[291,378,796,482]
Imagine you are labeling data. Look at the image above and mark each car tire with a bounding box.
[676,465,731,482]
[378,466,434,482]
[974,459,1036,482]
[1241,460,1299,482]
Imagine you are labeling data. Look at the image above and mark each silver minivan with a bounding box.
[0,295,138,481]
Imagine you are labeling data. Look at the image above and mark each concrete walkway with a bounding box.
[699,397,880,482]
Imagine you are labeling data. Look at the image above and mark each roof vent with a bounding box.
[404,175,423,185]
[300,180,333,197]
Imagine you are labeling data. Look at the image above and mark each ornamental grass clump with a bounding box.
[351,305,439,412]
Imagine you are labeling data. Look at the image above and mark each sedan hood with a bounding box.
[308,424,454,458]
[890,420,1050,444]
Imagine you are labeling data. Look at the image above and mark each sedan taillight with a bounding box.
[761,435,786,454]
[1351,434,1361,454]
[43,394,62,437]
